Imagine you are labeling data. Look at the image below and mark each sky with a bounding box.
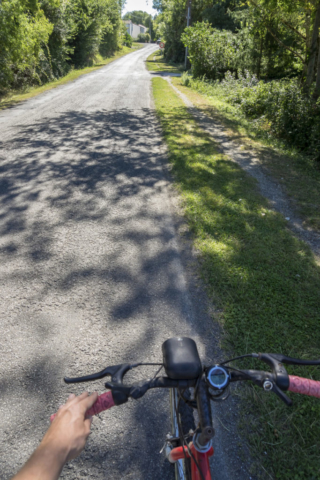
[122,0,158,17]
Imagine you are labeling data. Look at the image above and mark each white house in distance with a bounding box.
[124,20,147,39]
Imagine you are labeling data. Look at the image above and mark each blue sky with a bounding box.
[122,0,158,17]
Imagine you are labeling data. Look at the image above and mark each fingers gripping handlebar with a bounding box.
[50,391,115,422]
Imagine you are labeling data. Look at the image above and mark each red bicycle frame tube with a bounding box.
[169,443,214,480]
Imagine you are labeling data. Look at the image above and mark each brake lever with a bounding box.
[64,363,131,384]
[258,353,290,391]
[271,383,293,406]
[64,363,133,406]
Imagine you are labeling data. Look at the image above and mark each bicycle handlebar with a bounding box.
[288,375,320,398]
[50,373,320,425]
[50,391,115,423]
[58,343,320,412]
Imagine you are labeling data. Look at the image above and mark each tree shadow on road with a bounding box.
[0,107,215,479]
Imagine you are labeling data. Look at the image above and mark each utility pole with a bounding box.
[149,17,152,43]
[184,0,191,71]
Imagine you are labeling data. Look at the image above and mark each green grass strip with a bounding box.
[172,77,320,232]
[152,77,320,479]
[145,49,182,74]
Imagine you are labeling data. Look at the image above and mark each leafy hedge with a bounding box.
[0,0,124,97]
[137,33,150,43]
[187,72,320,160]
[182,22,238,80]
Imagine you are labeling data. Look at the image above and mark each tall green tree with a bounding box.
[152,0,213,62]
[0,0,53,93]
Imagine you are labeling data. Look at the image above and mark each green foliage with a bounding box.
[123,10,149,26]
[202,0,241,32]
[154,0,320,88]
[182,22,239,79]
[218,72,320,156]
[153,0,213,63]
[0,0,123,95]
[181,72,191,86]
[67,0,121,67]
[137,33,150,43]
[185,72,320,160]
[0,0,53,93]
[123,32,133,48]
[39,0,74,79]
[98,0,123,58]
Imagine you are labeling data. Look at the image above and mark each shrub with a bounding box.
[123,32,132,48]
[184,72,320,159]
[219,72,320,154]
[137,33,150,43]
[181,72,191,87]
[182,22,238,80]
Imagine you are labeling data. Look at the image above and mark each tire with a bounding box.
[170,388,195,480]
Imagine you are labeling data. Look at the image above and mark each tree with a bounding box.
[0,0,53,94]
[182,22,238,79]
[153,0,225,62]
[123,10,155,40]
[123,32,132,47]
[246,0,320,94]
[0,0,123,95]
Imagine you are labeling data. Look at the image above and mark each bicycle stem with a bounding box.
[196,375,215,447]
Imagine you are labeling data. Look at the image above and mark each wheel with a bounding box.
[169,388,195,480]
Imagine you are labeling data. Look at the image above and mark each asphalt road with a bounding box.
[0,45,254,479]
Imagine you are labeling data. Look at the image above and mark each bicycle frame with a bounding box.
[169,444,214,480]
[169,388,214,480]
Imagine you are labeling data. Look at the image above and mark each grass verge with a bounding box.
[170,76,320,232]
[0,44,144,111]
[145,49,183,74]
[152,76,320,479]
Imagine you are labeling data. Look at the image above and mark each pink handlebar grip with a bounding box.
[50,391,115,423]
[288,376,320,398]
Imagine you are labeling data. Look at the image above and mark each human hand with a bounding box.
[42,391,99,462]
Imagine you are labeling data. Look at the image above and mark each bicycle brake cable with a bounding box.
[220,353,257,365]
[176,390,206,480]
[175,392,191,479]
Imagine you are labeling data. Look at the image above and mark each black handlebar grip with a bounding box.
[196,375,215,446]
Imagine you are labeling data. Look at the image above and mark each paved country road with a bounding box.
[0,45,254,479]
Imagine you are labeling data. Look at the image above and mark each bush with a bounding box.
[182,22,238,80]
[184,72,320,159]
[220,72,320,154]
[181,72,191,87]
[123,32,132,48]
[137,33,150,43]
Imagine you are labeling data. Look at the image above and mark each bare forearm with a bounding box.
[11,392,97,480]
[11,442,66,480]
